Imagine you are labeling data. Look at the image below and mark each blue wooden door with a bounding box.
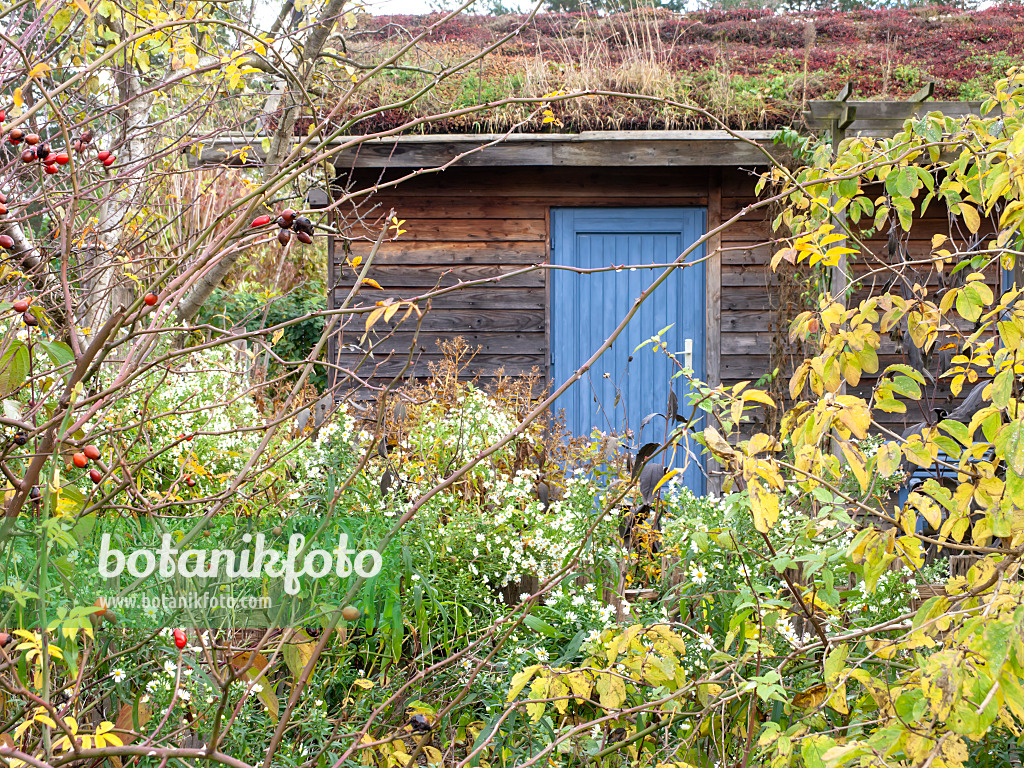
[550,208,706,494]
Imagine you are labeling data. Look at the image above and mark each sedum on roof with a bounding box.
[322,4,1024,135]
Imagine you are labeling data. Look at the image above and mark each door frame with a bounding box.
[546,205,713,494]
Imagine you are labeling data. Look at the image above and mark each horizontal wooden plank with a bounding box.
[722,220,771,243]
[347,218,546,242]
[337,332,545,356]
[332,354,546,378]
[346,167,710,198]
[350,308,546,333]
[343,241,547,266]
[334,265,544,289]
[722,266,773,288]
[339,288,545,310]
[720,287,772,311]
[335,141,555,167]
[342,199,548,220]
[720,355,771,380]
[721,245,770,267]
[722,333,902,355]
[722,311,787,333]
[722,168,762,198]
[344,197,710,219]
[550,140,790,167]
[327,135,787,169]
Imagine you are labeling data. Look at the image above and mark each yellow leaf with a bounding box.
[73,0,91,14]
[507,664,540,701]
[746,433,776,455]
[959,203,981,234]
[793,683,827,710]
[840,442,868,492]
[594,671,626,710]
[826,681,849,714]
[365,305,387,333]
[875,442,901,477]
[749,479,779,533]
[361,278,383,290]
[28,62,50,78]
[527,676,549,722]
[352,678,374,689]
[703,426,734,458]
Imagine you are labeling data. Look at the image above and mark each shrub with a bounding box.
[194,281,327,392]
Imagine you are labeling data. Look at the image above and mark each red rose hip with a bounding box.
[250,214,271,228]
[144,292,158,306]
[13,300,28,312]
[84,444,100,460]
[72,452,88,468]
[55,152,69,165]
[89,469,101,483]
[0,236,13,249]
[96,150,110,161]
[173,629,187,649]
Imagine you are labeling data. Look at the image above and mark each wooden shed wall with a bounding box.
[328,165,997,435]
[330,165,772,391]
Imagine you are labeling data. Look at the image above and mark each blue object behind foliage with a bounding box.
[550,207,707,495]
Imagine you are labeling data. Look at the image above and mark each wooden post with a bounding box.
[829,85,854,308]
[706,169,723,497]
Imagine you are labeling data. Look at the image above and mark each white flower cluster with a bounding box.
[98,346,267,485]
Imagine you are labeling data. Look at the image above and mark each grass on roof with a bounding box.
[312,4,1024,134]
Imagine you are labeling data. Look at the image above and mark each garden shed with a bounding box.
[196,6,1021,494]
[322,97,991,487]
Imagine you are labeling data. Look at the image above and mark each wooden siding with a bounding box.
[330,166,720,386]
[328,164,994,436]
[717,181,1000,433]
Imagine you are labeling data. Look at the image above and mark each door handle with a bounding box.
[674,339,693,370]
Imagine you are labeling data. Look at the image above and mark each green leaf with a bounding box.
[992,368,1013,408]
[824,644,848,684]
[896,168,916,197]
[1003,419,1024,475]
[889,375,922,400]
[37,340,75,374]
[956,285,983,322]
[885,364,926,384]
[938,418,971,446]
[0,342,29,397]
[837,178,858,199]
[523,615,559,637]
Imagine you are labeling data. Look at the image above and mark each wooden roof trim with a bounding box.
[194,130,789,168]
